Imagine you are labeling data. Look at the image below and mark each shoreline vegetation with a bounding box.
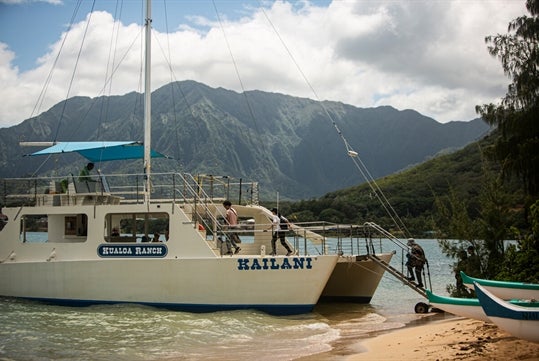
[302,314,539,361]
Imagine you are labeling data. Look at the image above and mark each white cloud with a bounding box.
[0,0,527,128]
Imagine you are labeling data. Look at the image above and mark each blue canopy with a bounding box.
[29,141,167,162]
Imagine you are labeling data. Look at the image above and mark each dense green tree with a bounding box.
[475,0,539,196]
[498,200,539,283]
[434,160,523,296]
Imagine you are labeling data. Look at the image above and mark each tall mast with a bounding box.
[143,0,152,203]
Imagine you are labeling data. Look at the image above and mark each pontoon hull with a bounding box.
[0,200,338,315]
[0,255,337,315]
[320,253,393,303]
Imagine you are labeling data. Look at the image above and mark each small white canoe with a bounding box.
[475,283,539,343]
[427,290,539,323]
[461,271,539,300]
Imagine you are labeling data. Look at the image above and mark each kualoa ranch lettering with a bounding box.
[98,244,167,258]
[236,257,313,270]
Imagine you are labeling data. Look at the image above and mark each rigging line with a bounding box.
[212,0,277,174]
[98,31,143,97]
[259,3,410,237]
[23,0,85,176]
[62,31,144,144]
[353,152,411,234]
[152,35,201,172]
[53,27,143,153]
[258,4,353,154]
[30,0,84,121]
[211,1,263,138]
[152,35,198,138]
[96,0,124,165]
[31,154,55,178]
[162,0,183,161]
[350,155,411,237]
[52,0,98,143]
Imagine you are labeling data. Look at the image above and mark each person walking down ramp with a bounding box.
[268,208,294,256]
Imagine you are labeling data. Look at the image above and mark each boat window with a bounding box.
[19,214,88,243]
[105,212,169,243]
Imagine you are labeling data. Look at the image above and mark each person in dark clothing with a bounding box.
[78,162,96,192]
[406,238,426,288]
[268,208,293,256]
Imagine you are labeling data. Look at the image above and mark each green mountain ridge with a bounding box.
[281,133,526,236]
[0,80,489,200]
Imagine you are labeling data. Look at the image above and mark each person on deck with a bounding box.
[79,162,94,182]
[222,200,241,255]
[268,208,294,256]
[406,238,426,288]
[78,162,96,192]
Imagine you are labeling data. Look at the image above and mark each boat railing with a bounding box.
[362,221,433,292]
[269,220,406,257]
[285,219,432,291]
[1,172,259,208]
[1,172,256,255]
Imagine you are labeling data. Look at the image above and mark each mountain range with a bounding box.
[0,80,489,199]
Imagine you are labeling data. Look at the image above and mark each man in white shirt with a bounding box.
[269,208,293,256]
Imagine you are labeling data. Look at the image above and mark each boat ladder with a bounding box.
[366,253,427,299]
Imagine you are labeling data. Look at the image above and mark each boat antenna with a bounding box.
[143,0,152,203]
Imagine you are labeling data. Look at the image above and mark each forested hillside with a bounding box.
[0,80,488,199]
[277,133,526,236]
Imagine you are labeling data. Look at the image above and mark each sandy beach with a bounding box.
[301,314,539,361]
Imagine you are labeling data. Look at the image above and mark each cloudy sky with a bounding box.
[0,0,527,128]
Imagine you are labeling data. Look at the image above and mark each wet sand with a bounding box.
[300,315,539,360]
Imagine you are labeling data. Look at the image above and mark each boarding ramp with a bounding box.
[362,222,432,311]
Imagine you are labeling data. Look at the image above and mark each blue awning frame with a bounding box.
[28,141,168,162]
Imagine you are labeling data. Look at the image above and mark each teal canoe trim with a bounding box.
[426,290,539,308]
[460,271,539,291]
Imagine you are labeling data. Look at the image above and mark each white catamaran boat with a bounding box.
[0,0,399,314]
[0,0,342,316]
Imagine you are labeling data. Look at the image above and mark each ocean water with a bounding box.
[0,240,456,360]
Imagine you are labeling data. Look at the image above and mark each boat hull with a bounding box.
[320,253,393,303]
[427,290,491,322]
[0,255,337,315]
[0,200,339,316]
[427,290,539,323]
[461,271,539,300]
[475,283,539,343]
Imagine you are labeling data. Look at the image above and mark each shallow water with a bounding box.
[0,240,455,360]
